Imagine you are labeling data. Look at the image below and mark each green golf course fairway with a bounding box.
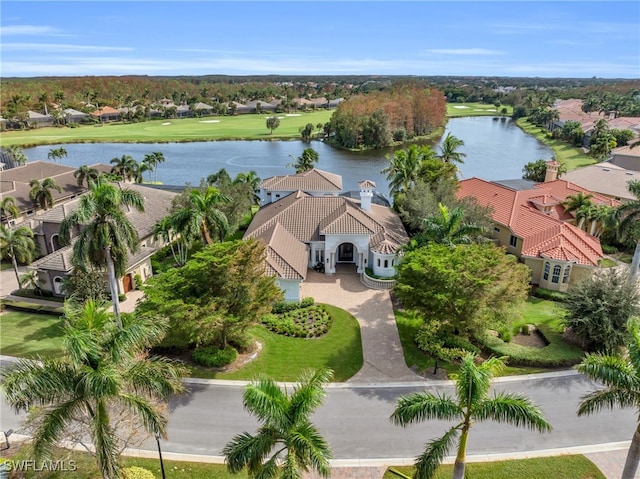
[0,110,334,147]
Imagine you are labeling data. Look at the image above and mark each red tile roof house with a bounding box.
[245,169,408,301]
[457,165,619,292]
[91,106,121,122]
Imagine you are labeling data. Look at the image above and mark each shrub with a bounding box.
[533,287,568,302]
[262,305,332,338]
[118,293,127,302]
[271,297,314,314]
[123,467,155,479]
[192,345,238,368]
[479,325,584,368]
[601,244,618,254]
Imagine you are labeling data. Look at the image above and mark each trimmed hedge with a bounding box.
[262,304,332,338]
[271,297,314,314]
[192,345,238,368]
[479,324,584,368]
[533,287,568,302]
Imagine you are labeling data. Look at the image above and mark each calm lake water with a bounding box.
[23,117,553,199]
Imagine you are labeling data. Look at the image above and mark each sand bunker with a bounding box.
[285,114,301,117]
[453,106,469,109]
[199,120,220,123]
[162,122,171,125]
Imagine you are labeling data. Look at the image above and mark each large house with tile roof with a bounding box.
[0,161,112,224]
[246,170,408,301]
[26,182,176,297]
[457,174,618,292]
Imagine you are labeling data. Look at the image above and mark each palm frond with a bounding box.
[243,379,288,425]
[390,392,460,426]
[289,369,333,424]
[413,426,460,479]
[289,422,332,477]
[223,430,277,475]
[577,353,637,390]
[31,397,86,461]
[475,393,552,432]
[118,393,168,437]
[577,388,640,416]
[92,399,120,479]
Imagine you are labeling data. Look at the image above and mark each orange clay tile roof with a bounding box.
[260,168,343,192]
[457,177,606,266]
[91,106,120,116]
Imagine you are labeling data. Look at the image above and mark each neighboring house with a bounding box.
[0,161,111,224]
[457,169,618,292]
[245,171,408,301]
[27,183,177,297]
[244,100,276,112]
[27,111,55,128]
[91,106,121,122]
[259,168,343,204]
[610,144,640,171]
[62,108,90,124]
[193,102,214,116]
[563,161,640,202]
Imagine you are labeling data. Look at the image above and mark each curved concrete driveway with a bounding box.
[302,268,423,383]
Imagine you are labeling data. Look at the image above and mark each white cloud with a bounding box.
[1,25,62,36]
[2,43,133,52]
[426,48,505,56]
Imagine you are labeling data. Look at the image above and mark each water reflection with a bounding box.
[23,117,554,198]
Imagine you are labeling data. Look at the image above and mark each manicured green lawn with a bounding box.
[386,455,605,479]
[5,443,605,479]
[447,103,512,117]
[0,110,334,147]
[184,304,363,382]
[0,304,362,381]
[516,118,596,171]
[0,310,64,358]
[395,297,582,376]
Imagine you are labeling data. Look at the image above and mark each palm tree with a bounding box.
[1,300,186,479]
[110,155,140,183]
[39,91,49,115]
[382,144,430,198]
[577,318,640,479]
[59,177,145,325]
[74,165,101,188]
[47,147,68,163]
[288,147,319,173]
[618,180,640,278]
[169,187,230,245]
[438,134,466,166]
[391,354,551,479]
[29,177,62,210]
[5,145,28,167]
[207,168,233,187]
[142,152,166,184]
[234,170,261,206]
[412,203,486,248]
[153,216,189,267]
[20,270,44,296]
[223,369,333,479]
[0,224,36,287]
[562,191,594,228]
[0,196,20,224]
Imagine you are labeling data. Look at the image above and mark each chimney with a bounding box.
[358,180,375,212]
[544,160,561,182]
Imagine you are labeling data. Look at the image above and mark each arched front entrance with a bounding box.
[330,242,365,274]
[337,242,354,263]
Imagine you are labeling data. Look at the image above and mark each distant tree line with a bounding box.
[328,81,447,149]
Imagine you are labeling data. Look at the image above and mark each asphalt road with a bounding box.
[3,366,630,460]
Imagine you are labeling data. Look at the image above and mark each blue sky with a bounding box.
[2,1,639,78]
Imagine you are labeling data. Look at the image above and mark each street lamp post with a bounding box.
[155,433,166,479]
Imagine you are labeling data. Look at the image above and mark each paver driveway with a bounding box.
[301,267,423,383]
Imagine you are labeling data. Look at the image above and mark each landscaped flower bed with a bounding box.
[262,304,333,338]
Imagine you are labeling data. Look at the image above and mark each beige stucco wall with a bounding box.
[491,224,523,256]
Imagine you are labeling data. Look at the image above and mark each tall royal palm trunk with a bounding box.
[623,421,640,479]
[630,240,640,280]
[11,250,21,288]
[452,425,469,479]
[104,247,122,328]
